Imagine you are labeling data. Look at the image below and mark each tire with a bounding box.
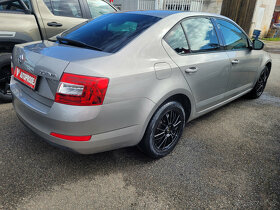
[138,101,186,159]
[0,53,12,103]
[246,66,270,99]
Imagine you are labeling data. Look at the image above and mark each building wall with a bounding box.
[202,0,223,14]
[249,0,277,37]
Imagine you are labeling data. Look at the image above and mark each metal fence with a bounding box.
[161,0,204,11]
[138,0,156,10]
[110,0,204,12]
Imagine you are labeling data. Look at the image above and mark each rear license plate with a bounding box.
[14,67,37,89]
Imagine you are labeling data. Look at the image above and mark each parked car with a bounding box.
[11,11,271,158]
[0,0,117,102]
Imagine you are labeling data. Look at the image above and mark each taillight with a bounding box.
[55,73,109,106]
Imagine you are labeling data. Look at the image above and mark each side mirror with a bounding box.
[252,39,264,50]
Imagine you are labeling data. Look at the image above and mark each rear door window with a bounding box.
[0,0,31,12]
[86,0,115,18]
[181,17,220,52]
[43,0,82,18]
[164,24,190,55]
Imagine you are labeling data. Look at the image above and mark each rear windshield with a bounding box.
[60,13,161,53]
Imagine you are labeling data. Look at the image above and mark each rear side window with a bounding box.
[61,13,161,53]
[216,19,249,50]
[164,24,190,55]
[0,0,31,12]
[43,0,82,18]
[86,0,116,18]
[181,18,220,52]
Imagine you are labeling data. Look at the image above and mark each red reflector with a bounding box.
[50,132,91,141]
[11,67,14,75]
[55,73,109,106]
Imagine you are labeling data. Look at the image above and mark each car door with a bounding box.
[162,17,231,113]
[0,0,41,41]
[214,18,261,98]
[37,0,88,39]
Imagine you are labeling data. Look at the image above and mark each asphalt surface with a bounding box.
[264,41,280,54]
[0,53,280,209]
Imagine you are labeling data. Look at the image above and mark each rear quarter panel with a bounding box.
[62,14,196,143]
[65,55,194,144]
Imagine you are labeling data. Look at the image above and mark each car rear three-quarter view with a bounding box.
[11,11,272,158]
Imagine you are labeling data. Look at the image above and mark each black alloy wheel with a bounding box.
[255,68,269,97]
[0,65,12,102]
[0,53,12,102]
[139,101,186,159]
[153,110,183,152]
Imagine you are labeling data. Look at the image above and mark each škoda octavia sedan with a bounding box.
[11,11,271,158]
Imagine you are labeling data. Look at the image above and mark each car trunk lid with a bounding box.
[12,41,111,107]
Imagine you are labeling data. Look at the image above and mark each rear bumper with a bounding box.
[16,110,140,154]
[11,82,154,154]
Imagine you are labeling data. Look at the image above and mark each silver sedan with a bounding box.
[11,11,272,158]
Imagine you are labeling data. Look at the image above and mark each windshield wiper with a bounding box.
[56,36,103,51]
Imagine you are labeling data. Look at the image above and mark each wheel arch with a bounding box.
[137,90,195,143]
[253,56,272,87]
[265,61,272,75]
[163,94,192,122]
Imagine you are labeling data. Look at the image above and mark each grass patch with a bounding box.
[261,37,280,41]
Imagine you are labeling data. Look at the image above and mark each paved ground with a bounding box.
[0,53,280,209]
[264,41,280,54]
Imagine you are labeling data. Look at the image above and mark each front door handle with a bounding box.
[231,59,240,64]
[185,67,198,74]
[47,22,63,27]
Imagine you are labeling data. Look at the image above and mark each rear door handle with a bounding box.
[47,22,63,27]
[185,67,198,74]
[231,59,240,64]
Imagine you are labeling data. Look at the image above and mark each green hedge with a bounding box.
[261,37,280,41]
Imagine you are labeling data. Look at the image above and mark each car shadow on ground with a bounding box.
[0,102,154,208]
[1,94,279,209]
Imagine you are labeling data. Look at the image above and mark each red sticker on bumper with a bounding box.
[14,67,37,89]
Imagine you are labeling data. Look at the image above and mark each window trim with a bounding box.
[78,0,91,19]
[210,17,226,50]
[213,17,253,51]
[163,15,226,56]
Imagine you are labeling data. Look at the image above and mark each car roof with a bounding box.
[123,10,182,18]
[121,10,227,19]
